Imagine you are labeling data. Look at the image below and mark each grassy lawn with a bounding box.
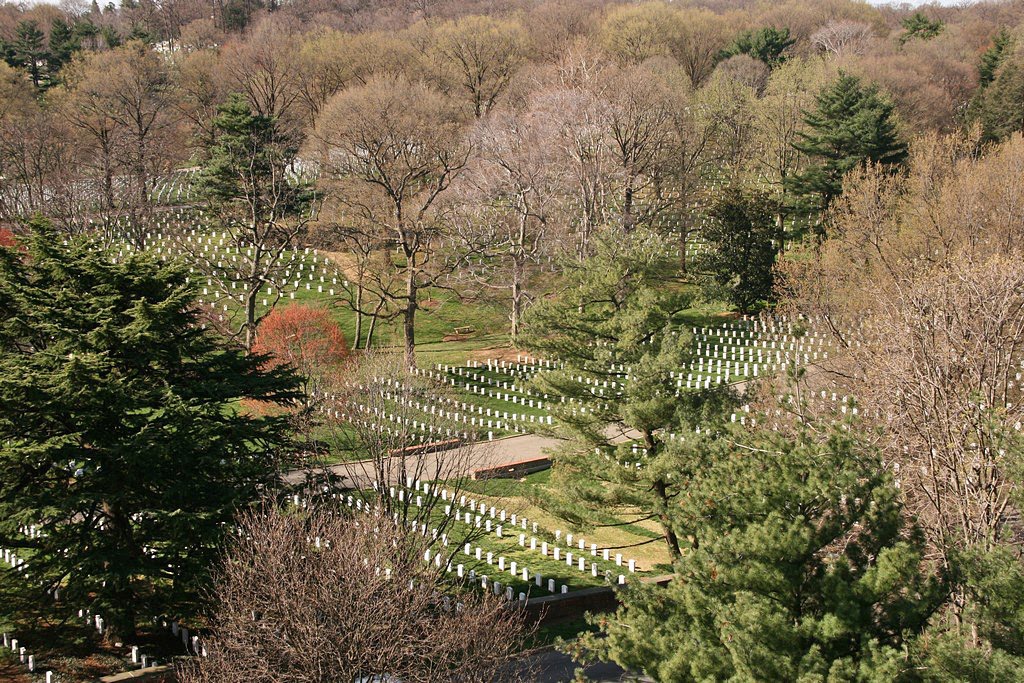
[442,471,672,573]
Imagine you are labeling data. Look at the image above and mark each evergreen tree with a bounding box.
[578,420,945,681]
[11,20,48,89]
[126,24,154,45]
[522,229,735,560]
[0,38,14,69]
[899,12,944,45]
[48,18,81,76]
[720,26,794,69]
[979,29,1013,89]
[917,546,1024,680]
[74,20,100,51]
[0,224,302,641]
[698,188,779,314]
[101,25,122,49]
[787,73,908,216]
[198,93,313,351]
[972,47,1024,143]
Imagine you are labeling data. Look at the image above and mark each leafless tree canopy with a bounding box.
[179,505,532,683]
[810,20,874,57]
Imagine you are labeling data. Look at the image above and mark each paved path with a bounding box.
[284,433,563,488]
[284,421,653,488]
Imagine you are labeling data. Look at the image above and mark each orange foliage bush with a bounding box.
[252,303,348,373]
[244,304,348,414]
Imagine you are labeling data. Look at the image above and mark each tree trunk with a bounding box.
[137,133,148,211]
[353,282,364,351]
[642,428,682,560]
[103,143,115,212]
[245,285,258,352]
[622,179,635,233]
[101,501,138,643]
[365,308,378,350]
[653,478,682,560]
[510,256,524,346]
[776,211,786,255]
[679,229,689,275]
[404,266,417,369]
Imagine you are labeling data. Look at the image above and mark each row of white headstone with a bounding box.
[396,479,640,581]
[316,480,637,593]
[1,555,168,680]
[368,382,552,430]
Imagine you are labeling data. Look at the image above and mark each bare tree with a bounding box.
[178,504,532,683]
[312,194,404,352]
[59,42,182,244]
[173,48,225,157]
[695,69,759,183]
[311,352,497,546]
[534,46,616,261]
[104,41,179,227]
[218,16,303,129]
[810,20,874,57]
[294,29,383,127]
[60,53,124,216]
[454,105,566,343]
[309,76,472,368]
[0,84,87,229]
[669,8,731,89]
[431,15,526,118]
[602,63,682,233]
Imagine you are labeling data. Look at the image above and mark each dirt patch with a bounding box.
[465,346,525,363]
[322,251,360,282]
[420,299,441,310]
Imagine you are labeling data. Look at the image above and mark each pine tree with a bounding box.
[720,26,795,69]
[522,229,735,560]
[580,420,945,681]
[787,73,908,216]
[972,46,1024,143]
[11,20,48,88]
[197,93,314,351]
[979,29,1012,89]
[698,188,779,314]
[47,18,80,77]
[0,224,302,641]
[899,12,944,45]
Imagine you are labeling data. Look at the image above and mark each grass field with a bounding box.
[449,471,673,573]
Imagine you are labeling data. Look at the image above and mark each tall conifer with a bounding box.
[0,225,301,640]
[787,73,907,216]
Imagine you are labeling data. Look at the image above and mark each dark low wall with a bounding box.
[388,439,461,458]
[525,574,674,624]
[472,457,551,480]
[525,585,618,623]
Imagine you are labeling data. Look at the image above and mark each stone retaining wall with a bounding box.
[472,457,551,480]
